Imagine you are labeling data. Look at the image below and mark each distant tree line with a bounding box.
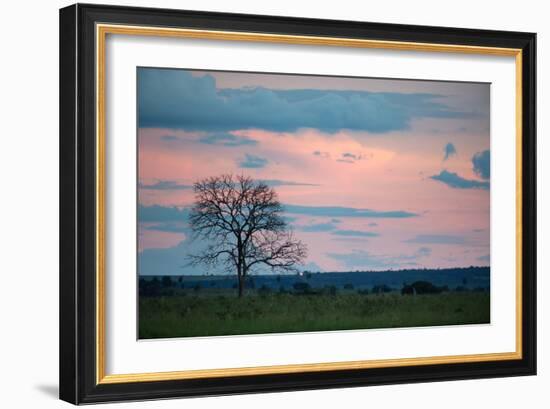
[139,276,489,298]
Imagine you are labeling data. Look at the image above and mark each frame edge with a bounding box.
[59,3,78,405]
[520,32,537,376]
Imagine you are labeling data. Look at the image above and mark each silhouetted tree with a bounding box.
[161,276,172,288]
[188,174,307,297]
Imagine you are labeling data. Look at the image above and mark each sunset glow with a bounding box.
[137,68,490,274]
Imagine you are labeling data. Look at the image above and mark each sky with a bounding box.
[137,67,490,275]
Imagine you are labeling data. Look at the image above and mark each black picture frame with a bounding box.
[60,3,536,404]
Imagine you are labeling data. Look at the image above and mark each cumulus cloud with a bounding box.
[238,154,268,169]
[331,230,379,237]
[139,237,209,275]
[430,170,489,190]
[198,132,258,146]
[138,205,189,222]
[139,180,192,190]
[283,204,418,218]
[138,204,261,275]
[472,149,490,179]
[144,222,188,233]
[443,142,457,160]
[159,132,258,147]
[336,152,365,164]
[138,68,475,133]
[260,179,319,187]
[313,150,330,158]
[160,135,179,141]
[416,247,432,256]
[343,153,356,159]
[300,222,339,232]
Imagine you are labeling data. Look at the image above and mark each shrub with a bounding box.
[292,282,311,294]
[402,281,446,295]
[372,284,392,294]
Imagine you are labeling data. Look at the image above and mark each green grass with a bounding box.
[138,290,490,339]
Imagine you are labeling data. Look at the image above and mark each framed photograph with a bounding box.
[59,3,536,404]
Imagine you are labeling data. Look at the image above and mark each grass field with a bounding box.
[138,291,490,339]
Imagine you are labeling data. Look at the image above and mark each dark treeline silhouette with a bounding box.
[139,266,490,297]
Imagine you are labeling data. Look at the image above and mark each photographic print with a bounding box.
[137,67,490,339]
[60,7,536,402]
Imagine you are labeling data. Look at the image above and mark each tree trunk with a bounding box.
[238,274,244,298]
[237,240,244,297]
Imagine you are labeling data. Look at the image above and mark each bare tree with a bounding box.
[188,174,307,297]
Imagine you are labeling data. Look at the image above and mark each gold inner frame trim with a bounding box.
[95,23,523,385]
